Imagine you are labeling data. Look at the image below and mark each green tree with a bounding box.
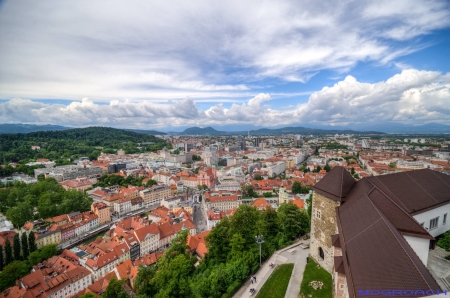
[254,175,263,180]
[13,233,21,261]
[316,165,322,172]
[28,231,37,253]
[21,233,30,260]
[305,194,312,220]
[324,164,331,172]
[206,217,231,265]
[145,179,157,187]
[102,277,130,298]
[437,231,450,251]
[134,265,157,297]
[0,260,31,291]
[0,244,3,271]
[6,202,33,228]
[229,233,246,260]
[80,293,97,298]
[229,205,260,249]
[350,167,355,175]
[292,181,302,194]
[278,202,310,242]
[4,239,13,265]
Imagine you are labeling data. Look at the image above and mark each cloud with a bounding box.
[0,1,449,102]
[1,70,449,128]
[294,69,450,124]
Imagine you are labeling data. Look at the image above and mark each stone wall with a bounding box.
[310,191,340,274]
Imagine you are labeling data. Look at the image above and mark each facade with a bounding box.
[139,185,171,207]
[134,224,160,256]
[202,190,242,211]
[91,202,111,225]
[36,229,61,249]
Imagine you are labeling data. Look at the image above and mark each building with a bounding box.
[13,250,92,298]
[36,229,61,249]
[202,146,219,166]
[310,167,447,297]
[202,191,242,211]
[139,185,171,207]
[91,202,111,225]
[134,223,160,256]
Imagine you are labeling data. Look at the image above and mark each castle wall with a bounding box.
[310,191,340,274]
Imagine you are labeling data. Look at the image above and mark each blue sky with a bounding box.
[0,0,449,130]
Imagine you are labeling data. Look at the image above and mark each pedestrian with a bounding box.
[251,279,253,284]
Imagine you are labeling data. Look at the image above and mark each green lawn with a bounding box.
[256,263,294,298]
[299,258,332,298]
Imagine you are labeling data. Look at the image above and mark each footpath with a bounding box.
[233,239,310,298]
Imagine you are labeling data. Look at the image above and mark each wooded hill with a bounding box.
[0,126,170,164]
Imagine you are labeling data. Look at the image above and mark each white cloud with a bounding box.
[0,1,448,101]
[1,70,448,128]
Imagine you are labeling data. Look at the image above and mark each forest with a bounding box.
[0,178,93,228]
[0,126,170,164]
[129,203,310,298]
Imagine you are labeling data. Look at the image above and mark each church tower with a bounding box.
[310,166,355,273]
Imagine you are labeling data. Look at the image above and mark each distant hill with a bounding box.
[125,128,166,135]
[0,124,70,134]
[345,122,450,133]
[0,126,170,163]
[182,126,219,135]
[178,126,383,135]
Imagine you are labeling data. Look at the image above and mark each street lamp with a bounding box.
[255,235,264,265]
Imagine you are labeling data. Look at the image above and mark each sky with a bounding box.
[0,0,449,131]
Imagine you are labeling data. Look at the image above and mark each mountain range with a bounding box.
[0,122,448,135]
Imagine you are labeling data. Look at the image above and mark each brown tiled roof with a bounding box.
[333,169,446,297]
[367,169,450,214]
[313,166,356,202]
[337,195,441,297]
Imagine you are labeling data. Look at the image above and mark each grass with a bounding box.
[256,263,294,298]
[299,258,332,298]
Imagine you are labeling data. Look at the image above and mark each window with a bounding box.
[319,247,324,260]
[315,210,321,219]
[430,217,439,230]
[444,214,447,225]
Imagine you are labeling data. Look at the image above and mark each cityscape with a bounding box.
[0,1,449,298]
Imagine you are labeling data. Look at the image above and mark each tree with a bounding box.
[292,181,302,194]
[145,179,157,187]
[13,233,21,261]
[324,164,331,172]
[80,293,97,298]
[0,245,3,271]
[206,217,231,265]
[4,239,13,265]
[28,231,37,253]
[437,231,450,251]
[0,260,31,291]
[305,194,312,220]
[316,165,322,172]
[6,202,33,228]
[254,175,263,180]
[134,265,157,297]
[102,277,130,298]
[350,167,355,175]
[278,202,310,241]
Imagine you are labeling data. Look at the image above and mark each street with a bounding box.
[193,201,207,233]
